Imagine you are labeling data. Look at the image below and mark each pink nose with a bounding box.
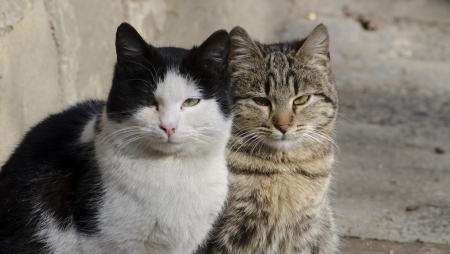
[276,124,290,134]
[160,124,177,137]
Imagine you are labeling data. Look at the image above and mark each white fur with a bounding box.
[39,71,232,254]
[79,118,96,143]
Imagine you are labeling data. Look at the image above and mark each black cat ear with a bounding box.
[192,29,230,75]
[294,24,330,67]
[115,22,150,61]
[229,26,265,69]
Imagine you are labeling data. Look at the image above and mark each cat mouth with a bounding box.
[161,136,182,145]
[162,139,176,144]
[269,134,293,141]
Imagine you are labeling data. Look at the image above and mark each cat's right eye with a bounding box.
[140,94,157,107]
[183,98,200,107]
[252,97,271,107]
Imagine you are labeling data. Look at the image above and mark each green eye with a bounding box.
[293,95,310,106]
[183,98,200,107]
[252,97,271,106]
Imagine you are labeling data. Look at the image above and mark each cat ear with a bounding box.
[229,26,264,69]
[115,22,151,61]
[294,24,330,67]
[192,29,230,75]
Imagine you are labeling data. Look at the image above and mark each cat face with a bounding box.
[104,23,232,155]
[228,25,337,151]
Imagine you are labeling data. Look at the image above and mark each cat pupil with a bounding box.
[141,93,156,106]
[252,97,271,106]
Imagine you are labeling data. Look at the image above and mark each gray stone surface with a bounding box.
[0,0,63,162]
[281,1,450,244]
[0,0,449,246]
[0,0,29,32]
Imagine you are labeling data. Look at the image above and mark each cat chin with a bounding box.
[143,141,203,156]
[262,138,297,151]
[159,145,188,155]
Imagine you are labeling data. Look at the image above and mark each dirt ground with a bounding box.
[342,238,450,254]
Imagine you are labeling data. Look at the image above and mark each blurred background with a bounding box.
[1,0,449,252]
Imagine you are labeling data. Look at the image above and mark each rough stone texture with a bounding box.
[342,237,450,254]
[124,0,291,47]
[0,0,29,32]
[0,0,63,162]
[68,0,125,101]
[0,0,449,247]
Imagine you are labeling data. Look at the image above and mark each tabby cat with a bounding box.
[0,23,232,253]
[203,24,339,253]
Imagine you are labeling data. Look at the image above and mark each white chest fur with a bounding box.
[37,140,229,254]
[93,145,228,254]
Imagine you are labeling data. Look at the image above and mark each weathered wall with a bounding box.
[0,0,294,163]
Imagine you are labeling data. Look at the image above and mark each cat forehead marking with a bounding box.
[267,52,290,93]
[268,52,289,71]
[154,70,200,104]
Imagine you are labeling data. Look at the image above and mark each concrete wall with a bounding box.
[0,0,295,163]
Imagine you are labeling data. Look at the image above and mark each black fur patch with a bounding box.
[107,23,232,122]
[0,101,105,252]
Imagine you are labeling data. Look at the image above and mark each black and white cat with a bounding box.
[0,23,232,253]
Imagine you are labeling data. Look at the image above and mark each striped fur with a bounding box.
[202,24,339,254]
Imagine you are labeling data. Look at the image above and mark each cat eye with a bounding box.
[183,98,200,107]
[140,94,157,106]
[293,95,310,106]
[252,97,271,107]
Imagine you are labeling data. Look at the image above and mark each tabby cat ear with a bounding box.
[294,24,330,67]
[115,22,151,61]
[229,26,264,69]
[192,29,230,75]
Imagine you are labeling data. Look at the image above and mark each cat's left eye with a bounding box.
[183,98,200,107]
[141,94,157,106]
[293,95,310,106]
[252,97,271,107]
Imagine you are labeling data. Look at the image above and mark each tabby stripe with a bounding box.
[315,93,336,108]
[318,117,336,130]
[267,73,276,95]
[287,71,298,95]
[312,244,320,254]
[233,96,252,102]
[265,79,271,95]
[229,168,329,179]
[293,80,299,95]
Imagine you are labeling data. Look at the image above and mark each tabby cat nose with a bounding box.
[160,124,177,137]
[276,124,290,134]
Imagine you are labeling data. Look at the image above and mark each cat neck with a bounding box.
[229,133,333,160]
[227,134,334,177]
